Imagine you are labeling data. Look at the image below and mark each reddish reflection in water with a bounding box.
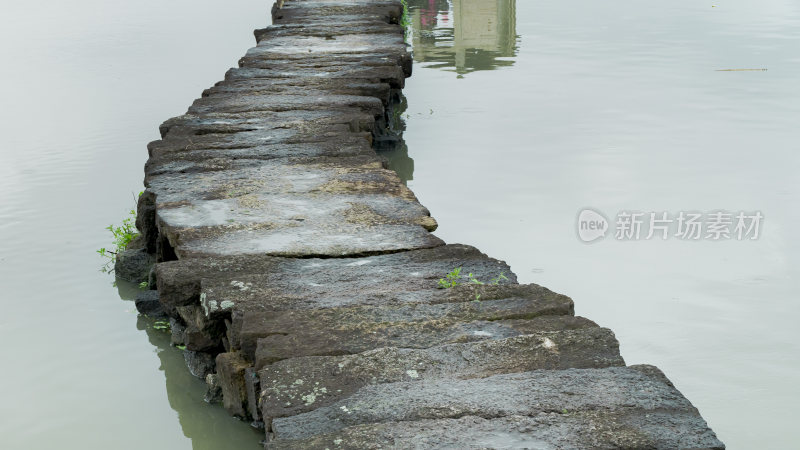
[408,0,518,75]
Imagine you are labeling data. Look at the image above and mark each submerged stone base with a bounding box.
[131,0,724,448]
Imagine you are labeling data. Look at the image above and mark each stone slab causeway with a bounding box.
[132,0,724,447]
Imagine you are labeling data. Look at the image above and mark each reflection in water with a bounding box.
[116,280,262,449]
[383,0,520,181]
[116,278,142,301]
[408,0,518,75]
[377,93,414,183]
[381,141,414,184]
[134,316,263,450]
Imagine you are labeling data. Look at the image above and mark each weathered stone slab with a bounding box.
[145,144,377,178]
[248,29,404,57]
[258,329,624,421]
[203,79,392,104]
[238,54,405,71]
[146,154,382,180]
[240,37,410,76]
[156,198,440,259]
[233,284,574,361]
[270,1,403,27]
[154,122,368,150]
[187,93,384,117]
[158,110,376,140]
[231,282,562,321]
[147,132,372,160]
[146,157,403,202]
[158,244,505,308]
[251,23,405,42]
[251,316,596,368]
[145,147,440,259]
[268,366,724,449]
[197,244,514,311]
[224,65,406,89]
[267,411,724,450]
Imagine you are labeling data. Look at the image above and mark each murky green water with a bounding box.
[398,0,800,448]
[1,0,796,449]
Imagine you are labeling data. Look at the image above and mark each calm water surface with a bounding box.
[400,0,800,448]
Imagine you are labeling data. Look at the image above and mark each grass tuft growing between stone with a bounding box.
[97,192,142,273]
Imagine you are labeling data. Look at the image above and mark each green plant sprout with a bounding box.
[437,268,510,289]
[97,192,142,273]
[437,267,462,288]
[489,273,509,285]
[467,273,484,285]
[138,281,149,290]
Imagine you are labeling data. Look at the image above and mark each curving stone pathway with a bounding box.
[133,0,725,448]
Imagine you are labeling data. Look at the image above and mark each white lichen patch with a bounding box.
[406,369,419,379]
[201,292,219,317]
[219,300,235,310]
[542,337,558,351]
[333,439,343,445]
[299,385,328,406]
[293,379,304,385]
[200,292,211,316]
[230,280,252,291]
[473,330,493,337]
[340,405,351,414]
